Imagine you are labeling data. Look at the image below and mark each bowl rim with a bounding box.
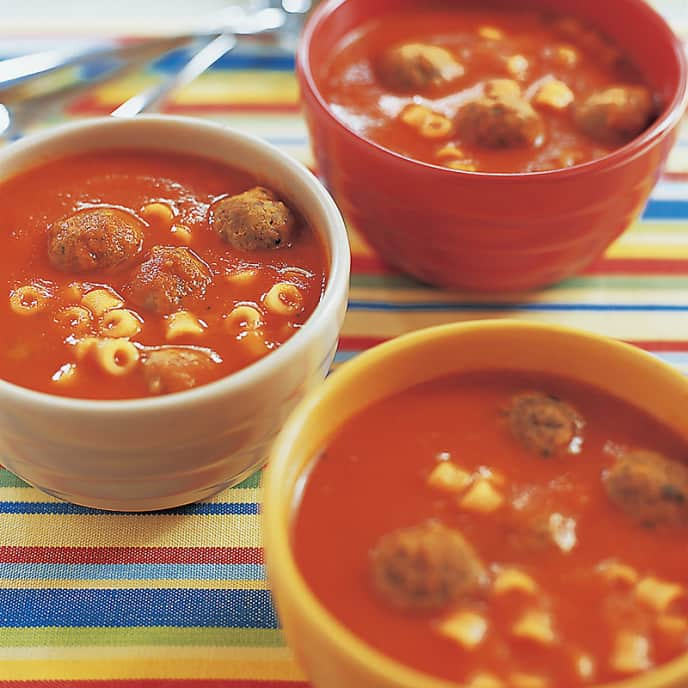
[0,114,351,412]
[297,0,688,180]
[263,319,688,688]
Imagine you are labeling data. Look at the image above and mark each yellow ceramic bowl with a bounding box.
[263,319,688,688]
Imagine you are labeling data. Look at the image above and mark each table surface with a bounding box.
[1,3,688,685]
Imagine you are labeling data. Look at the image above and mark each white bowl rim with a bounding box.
[0,114,351,414]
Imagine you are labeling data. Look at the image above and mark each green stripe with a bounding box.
[633,220,688,234]
[350,274,688,291]
[0,626,285,647]
[0,469,28,488]
[0,468,261,490]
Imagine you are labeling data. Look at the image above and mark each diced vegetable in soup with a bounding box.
[320,6,657,172]
[0,150,327,399]
[292,372,688,686]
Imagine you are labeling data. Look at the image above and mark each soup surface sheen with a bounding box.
[293,371,688,687]
[0,150,327,399]
[320,6,656,172]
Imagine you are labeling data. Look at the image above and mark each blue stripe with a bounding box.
[0,589,278,627]
[0,501,259,516]
[0,562,265,581]
[643,198,688,220]
[154,48,295,72]
[347,301,688,312]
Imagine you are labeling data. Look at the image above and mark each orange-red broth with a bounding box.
[321,7,651,173]
[0,150,327,399]
[293,372,688,687]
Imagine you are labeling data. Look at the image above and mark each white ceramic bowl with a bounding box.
[0,115,350,511]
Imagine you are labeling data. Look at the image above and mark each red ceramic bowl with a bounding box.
[297,0,688,291]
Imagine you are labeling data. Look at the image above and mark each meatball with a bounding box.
[575,85,655,145]
[142,346,220,395]
[377,42,464,92]
[48,207,144,273]
[369,521,486,611]
[125,246,211,315]
[506,391,583,458]
[211,186,295,251]
[603,449,688,527]
[456,95,544,148]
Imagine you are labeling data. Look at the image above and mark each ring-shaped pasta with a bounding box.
[94,338,140,377]
[420,113,453,139]
[82,288,124,317]
[225,268,259,285]
[101,308,142,338]
[226,305,263,331]
[55,305,93,335]
[263,282,303,316]
[9,284,51,316]
[141,202,175,227]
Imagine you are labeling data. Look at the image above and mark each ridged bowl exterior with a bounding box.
[0,116,350,511]
[298,0,688,291]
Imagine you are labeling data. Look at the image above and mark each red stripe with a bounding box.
[0,683,308,688]
[624,340,688,352]
[0,546,263,565]
[338,336,387,351]
[661,171,688,182]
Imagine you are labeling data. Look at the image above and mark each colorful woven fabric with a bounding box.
[1,6,688,684]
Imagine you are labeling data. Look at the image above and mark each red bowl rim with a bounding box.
[297,0,688,181]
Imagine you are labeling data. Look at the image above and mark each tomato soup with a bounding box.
[320,5,657,172]
[0,150,327,399]
[293,371,688,687]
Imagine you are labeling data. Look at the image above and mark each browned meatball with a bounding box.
[142,346,220,395]
[48,207,144,273]
[506,392,583,458]
[125,246,211,315]
[211,187,295,251]
[377,42,464,92]
[603,449,688,527]
[456,95,545,148]
[369,521,486,611]
[575,85,655,145]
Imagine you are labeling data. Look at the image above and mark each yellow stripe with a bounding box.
[174,72,298,106]
[0,646,305,681]
[0,578,267,590]
[0,486,261,504]
[0,514,262,548]
[341,310,688,342]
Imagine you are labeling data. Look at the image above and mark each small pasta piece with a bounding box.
[534,80,575,110]
[446,160,477,172]
[635,576,684,613]
[419,113,453,139]
[238,329,270,358]
[140,202,174,226]
[554,45,578,67]
[510,673,548,688]
[9,284,51,316]
[548,513,577,553]
[93,338,140,377]
[73,337,99,360]
[264,282,303,316]
[54,305,93,335]
[427,462,473,493]
[165,310,206,341]
[575,653,595,680]
[400,104,433,127]
[493,568,538,596]
[171,223,192,244]
[506,54,529,79]
[610,632,651,673]
[459,480,504,513]
[60,281,84,302]
[101,308,142,339]
[465,672,504,688]
[81,288,123,317]
[226,305,263,331]
[436,143,465,159]
[597,559,638,587]
[485,78,521,100]
[478,26,503,40]
[51,362,77,385]
[437,610,488,649]
[225,268,259,285]
[512,610,557,646]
